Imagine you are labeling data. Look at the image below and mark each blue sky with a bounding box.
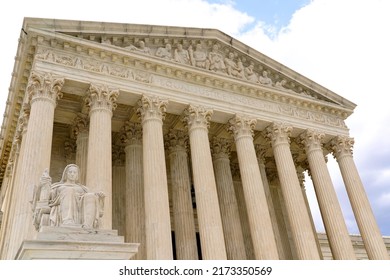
[0,0,389,241]
[209,0,311,34]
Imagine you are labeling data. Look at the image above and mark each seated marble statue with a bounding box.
[44,164,105,229]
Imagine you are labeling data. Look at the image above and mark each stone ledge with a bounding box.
[15,239,139,260]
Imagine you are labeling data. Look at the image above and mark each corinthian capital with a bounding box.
[165,129,188,153]
[85,83,119,114]
[300,129,325,153]
[70,113,89,139]
[26,71,64,105]
[183,104,213,131]
[228,115,257,140]
[331,135,354,159]
[120,121,142,145]
[266,122,292,146]
[211,137,232,160]
[137,95,168,123]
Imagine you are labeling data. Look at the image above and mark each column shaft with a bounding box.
[167,129,198,260]
[267,123,320,259]
[256,146,289,259]
[112,146,126,236]
[6,72,64,259]
[184,105,227,260]
[302,131,356,259]
[85,84,118,229]
[138,96,172,260]
[229,116,279,259]
[123,122,145,259]
[212,138,246,260]
[332,136,389,259]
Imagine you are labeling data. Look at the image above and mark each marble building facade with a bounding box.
[0,18,388,260]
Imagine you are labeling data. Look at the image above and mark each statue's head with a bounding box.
[61,164,80,183]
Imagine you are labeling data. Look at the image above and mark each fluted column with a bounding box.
[121,121,145,259]
[0,106,29,259]
[231,163,255,260]
[255,144,289,259]
[228,115,279,259]
[211,137,246,260]
[6,72,64,259]
[85,84,119,229]
[266,123,320,259]
[137,95,172,260]
[331,136,389,259]
[71,113,89,185]
[112,145,126,236]
[166,129,198,260]
[183,105,227,260]
[301,130,356,259]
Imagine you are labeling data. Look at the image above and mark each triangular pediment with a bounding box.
[22,18,356,112]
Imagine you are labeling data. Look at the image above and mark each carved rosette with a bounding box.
[228,115,257,141]
[26,71,64,105]
[85,83,119,115]
[331,136,354,160]
[266,122,293,147]
[164,129,188,154]
[211,137,232,160]
[300,129,325,154]
[183,105,213,132]
[136,95,168,123]
[120,121,143,146]
[70,114,89,139]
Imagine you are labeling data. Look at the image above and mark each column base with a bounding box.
[15,226,139,260]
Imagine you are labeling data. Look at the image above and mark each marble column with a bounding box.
[121,121,146,260]
[331,136,389,259]
[0,106,28,259]
[228,115,279,260]
[266,123,320,259]
[166,129,198,260]
[301,130,356,259]
[255,144,289,260]
[137,95,172,260]
[6,71,64,259]
[112,145,126,236]
[71,113,89,185]
[231,163,255,260]
[85,83,119,229]
[183,105,227,260]
[211,137,246,260]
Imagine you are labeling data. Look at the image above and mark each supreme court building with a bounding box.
[0,17,389,260]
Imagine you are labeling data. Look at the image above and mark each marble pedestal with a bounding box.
[15,226,139,260]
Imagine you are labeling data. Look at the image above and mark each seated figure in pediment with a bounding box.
[32,164,105,230]
[156,43,173,60]
[244,62,259,83]
[125,40,151,55]
[259,70,273,86]
[174,43,190,65]
[206,44,226,73]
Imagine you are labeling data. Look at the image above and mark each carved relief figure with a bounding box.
[155,43,172,60]
[244,62,258,82]
[206,44,226,73]
[126,40,151,55]
[189,44,207,68]
[33,164,105,229]
[275,79,288,89]
[224,52,241,77]
[174,43,190,64]
[259,70,273,86]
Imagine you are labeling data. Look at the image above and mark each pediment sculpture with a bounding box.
[31,164,105,230]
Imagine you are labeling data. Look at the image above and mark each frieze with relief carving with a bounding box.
[34,47,347,129]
